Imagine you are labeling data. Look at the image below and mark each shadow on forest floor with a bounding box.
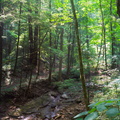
[0,68,120,119]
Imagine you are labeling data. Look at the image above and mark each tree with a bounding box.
[48,0,52,82]
[14,2,22,74]
[110,0,116,69]
[99,0,107,70]
[58,27,64,81]
[0,0,3,99]
[70,0,89,110]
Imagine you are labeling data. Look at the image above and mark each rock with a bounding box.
[21,94,51,113]
[61,93,69,99]
[1,116,9,120]
[8,108,21,117]
[39,106,51,119]
[49,91,58,97]
[22,115,36,120]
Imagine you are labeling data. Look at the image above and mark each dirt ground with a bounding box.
[0,71,101,120]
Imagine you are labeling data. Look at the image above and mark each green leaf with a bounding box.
[73,111,88,119]
[105,103,114,106]
[75,118,84,120]
[106,108,119,117]
[88,103,96,108]
[96,104,107,112]
[84,112,98,120]
[89,107,96,113]
[117,101,120,106]
[106,99,119,102]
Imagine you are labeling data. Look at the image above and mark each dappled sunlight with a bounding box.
[1,0,120,119]
[4,78,12,86]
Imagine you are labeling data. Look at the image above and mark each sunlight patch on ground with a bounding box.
[108,78,120,90]
[5,78,12,85]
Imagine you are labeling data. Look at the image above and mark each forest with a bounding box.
[0,0,120,119]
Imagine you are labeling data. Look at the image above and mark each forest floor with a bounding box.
[0,68,119,120]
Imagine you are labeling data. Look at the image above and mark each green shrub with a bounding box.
[74,99,120,120]
[54,79,75,89]
[70,67,80,79]
[53,78,82,93]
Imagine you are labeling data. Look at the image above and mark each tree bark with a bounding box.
[67,26,72,76]
[58,28,64,81]
[99,0,107,70]
[0,1,3,99]
[110,0,116,69]
[48,0,52,82]
[70,0,89,110]
[33,0,39,67]
[33,25,38,66]
[53,28,59,72]
[70,30,75,67]
[14,2,22,74]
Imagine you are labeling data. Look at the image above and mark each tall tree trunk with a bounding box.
[33,25,38,66]
[14,2,22,74]
[85,0,90,76]
[70,30,75,67]
[0,23,3,100]
[37,32,48,76]
[70,0,89,110]
[99,0,107,70]
[53,28,59,72]
[110,0,116,69]
[0,1,3,99]
[58,28,64,81]
[36,0,41,77]
[67,26,72,76]
[33,0,39,67]
[48,0,52,83]
[27,1,35,67]
[37,27,41,77]
[0,1,3,100]
[28,16,34,66]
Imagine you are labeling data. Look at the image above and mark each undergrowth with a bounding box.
[74,69,120,120]
[53,78,82,93]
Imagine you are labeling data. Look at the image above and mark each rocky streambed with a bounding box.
[2,90,82,120]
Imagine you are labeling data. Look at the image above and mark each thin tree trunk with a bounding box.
[33,0,39,67]
[48,0,52,83]
[110,0,116,69]
[37,32,48,77]
[99,0,107,70]
[67,26,71,76]
[58,28,64,81]
[37,27,41,77]
[25,70,33,96]
[36,0,41,77]
[70,0,89,110]
[33,25,38,66]
[14,2,22,74]
[0,22,3,99]
[28,17,34,66]
[0,0,3,99]
[27,1,35,67]
[70,31,75,67]
[53,28,59,72]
